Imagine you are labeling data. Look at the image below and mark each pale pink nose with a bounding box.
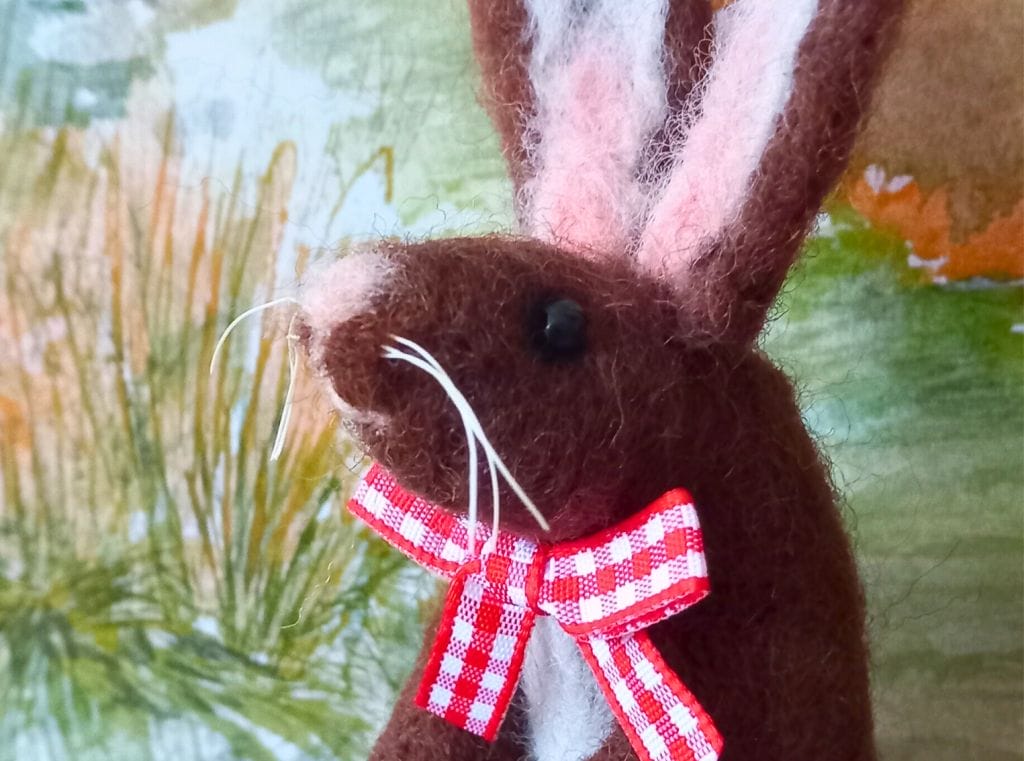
[297,248,397,415]
[298,248,393,351]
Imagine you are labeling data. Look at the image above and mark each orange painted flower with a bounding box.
[846,166,1024,282]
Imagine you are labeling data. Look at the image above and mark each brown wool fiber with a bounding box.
[467,0,535,197]
[640,0,714,185]
[321,238,873,760]
[299,1,905,759]
[686,0,905,345]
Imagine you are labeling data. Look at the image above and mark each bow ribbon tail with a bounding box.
[577,632,724,761]
[415,567,536,741]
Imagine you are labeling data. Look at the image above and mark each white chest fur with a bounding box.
[520,617,614,761]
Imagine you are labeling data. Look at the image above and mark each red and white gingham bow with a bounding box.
[349,464,723,761]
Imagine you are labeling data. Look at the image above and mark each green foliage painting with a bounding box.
[0,1,1020,760]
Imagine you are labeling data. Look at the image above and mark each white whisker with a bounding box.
[384,336,551,536]
[209,296,300,375]
[382,347,484,553]
[467,425,480,554]
[390,335,446,372]
[483,456,501,556]
[271,315,300,462]
[210,296,301,462]
[391,339,498,546]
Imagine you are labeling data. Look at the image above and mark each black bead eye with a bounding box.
[528,297,587,361]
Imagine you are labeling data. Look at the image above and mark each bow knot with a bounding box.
[349,465,723,761]
[458,549,546,611]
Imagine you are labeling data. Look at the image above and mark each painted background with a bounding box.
[0,1,1021,760]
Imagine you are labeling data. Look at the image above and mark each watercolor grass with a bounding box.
[0,107,431,760]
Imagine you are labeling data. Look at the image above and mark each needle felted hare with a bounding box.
[296,0,902,759]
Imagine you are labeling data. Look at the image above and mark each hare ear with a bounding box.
[636,0,903,344]
[467,0,535,192]
[469,0,712,257]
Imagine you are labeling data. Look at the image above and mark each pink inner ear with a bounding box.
[298,249,392,367]
[636,0,819,279]
[525,45,651,257]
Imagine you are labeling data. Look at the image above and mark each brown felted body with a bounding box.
[297,0,903,759]
[311,237,873,760]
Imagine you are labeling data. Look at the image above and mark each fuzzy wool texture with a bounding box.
[637,0,819,273]
[521,617,615,761]
[304,237,876,761]
[521,0,669,253]
[299,0,906,759]
[298,250,396,428]
[299,248,393,375]
[671,0,905,344]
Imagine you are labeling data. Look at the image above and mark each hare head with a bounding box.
[298,0,899,545]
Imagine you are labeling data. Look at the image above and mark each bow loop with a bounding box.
[462,548,546,611]
[538,490,710,638]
